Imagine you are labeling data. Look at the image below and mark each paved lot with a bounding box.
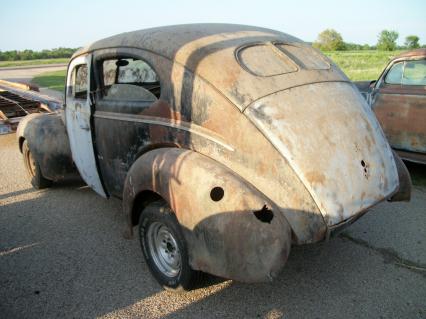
[0,64,66,101]
[0,64,67,82]
[0,133,425,319]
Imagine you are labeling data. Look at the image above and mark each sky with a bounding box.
[1,0,425,51]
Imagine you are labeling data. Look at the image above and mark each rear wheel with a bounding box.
[22,140,52,189]
[138,200,199,291]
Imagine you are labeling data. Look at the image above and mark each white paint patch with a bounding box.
[65,55,106,197]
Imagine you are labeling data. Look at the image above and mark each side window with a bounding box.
[71,64,88,99]
[385,62,403,85]
[402,60,426,86]
[100,58,160,102]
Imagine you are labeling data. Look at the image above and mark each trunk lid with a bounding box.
[245,81,399,226]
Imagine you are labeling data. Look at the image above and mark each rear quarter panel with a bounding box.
[92,48,325,244]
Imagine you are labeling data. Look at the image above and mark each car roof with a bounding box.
[71,24,346,110]
[394,48,426,60]
[71,23,300,61]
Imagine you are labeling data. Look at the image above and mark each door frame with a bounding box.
[65,54,107,197]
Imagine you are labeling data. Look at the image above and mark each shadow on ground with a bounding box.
[0,178,425,319]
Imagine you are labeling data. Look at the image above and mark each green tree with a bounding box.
[0,48,78,61]
[313,29,346,51]
[405,35,420,49]
[377,30,399,51]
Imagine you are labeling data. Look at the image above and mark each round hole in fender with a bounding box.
[210,186,224,202]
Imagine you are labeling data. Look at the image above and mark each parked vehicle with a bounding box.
[0,80,60,134]
[17,24,411,290]
[356,49,426,164]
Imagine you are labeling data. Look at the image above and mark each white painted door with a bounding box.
[65,55,106,197]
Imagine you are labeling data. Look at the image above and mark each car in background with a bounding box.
[356,49,426,164]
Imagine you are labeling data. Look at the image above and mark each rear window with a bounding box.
[237,43,330,77]
[237,44,297,76]
[275,43,330,70]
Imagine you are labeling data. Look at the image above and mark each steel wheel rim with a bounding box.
[146,222,181,277]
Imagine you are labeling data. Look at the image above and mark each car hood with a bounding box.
[244,81,399,226]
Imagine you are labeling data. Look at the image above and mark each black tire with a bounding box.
[138,200,199,291]
[22,140,52,189]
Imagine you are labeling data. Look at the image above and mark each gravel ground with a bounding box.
[0,133,425,319]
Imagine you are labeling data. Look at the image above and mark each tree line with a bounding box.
[313,29,424,51]
[1,29,423,60]
[0,47,77,61]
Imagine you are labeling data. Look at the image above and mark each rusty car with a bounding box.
[0,80,60,134]
[17,24,411,291]
[356,49,426,164]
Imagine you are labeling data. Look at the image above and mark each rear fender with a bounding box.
[123,148,291,282]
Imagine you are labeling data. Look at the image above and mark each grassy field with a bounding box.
[31,70,66,92]
[323,50,403,81]
[0,58,69,68]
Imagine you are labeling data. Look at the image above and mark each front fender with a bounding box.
[16,112,75,181]
[123,148,292,282]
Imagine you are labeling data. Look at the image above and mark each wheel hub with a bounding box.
[147,222,181,277]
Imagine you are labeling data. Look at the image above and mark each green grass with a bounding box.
[0,58,69,68]
[31,70,67,92]
[323,50,404,81]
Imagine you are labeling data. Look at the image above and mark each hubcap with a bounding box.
[146,222,181,277]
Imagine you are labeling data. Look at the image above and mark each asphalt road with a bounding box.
[0,133,425,319]
[0,64,66,101]
[0,64,67,81]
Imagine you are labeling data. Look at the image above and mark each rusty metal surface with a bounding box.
[17,24,410,282]
[74,24,347,110]
[80,25,406,242]
[123,148,292,282]
[0,82,62,110]
[16,113,76,181]
[373,91,426,153]
[368,50,426,157]
[0,82,61,134]
[0,89,41,133]
[246,82,399,226]
[393,48,426,60]
[91,46,325,244]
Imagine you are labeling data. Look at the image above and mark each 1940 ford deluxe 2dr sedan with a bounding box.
[17,24,411,290]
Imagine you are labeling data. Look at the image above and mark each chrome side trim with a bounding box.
[94,111,235,152]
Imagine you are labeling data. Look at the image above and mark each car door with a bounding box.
[65,55,107,197]
[92,52,162,197]
[371,59,426,153]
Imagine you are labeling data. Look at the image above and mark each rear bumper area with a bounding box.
[388,151,412,202]
[326,209,369,240]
